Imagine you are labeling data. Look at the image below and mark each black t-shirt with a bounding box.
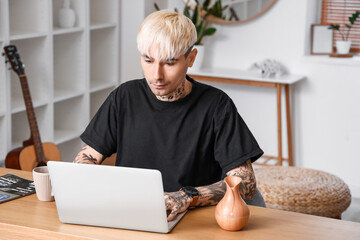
[81,76,263,192]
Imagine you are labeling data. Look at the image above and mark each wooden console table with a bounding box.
[189,68,305,166]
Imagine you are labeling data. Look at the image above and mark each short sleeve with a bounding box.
[213,94,263,174]
[80,90,118,157]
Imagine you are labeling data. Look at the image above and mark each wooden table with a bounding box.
[189,68,305,166]
[1,168,359,240]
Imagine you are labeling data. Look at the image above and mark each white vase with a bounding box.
[191,45,205,70]
[58,0,76,28]
[336,40,352,54]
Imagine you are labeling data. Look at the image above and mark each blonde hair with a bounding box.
[137,10,197,61]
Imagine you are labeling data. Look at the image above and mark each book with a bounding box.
[0,173,36,204]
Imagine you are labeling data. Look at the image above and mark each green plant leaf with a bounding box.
[196,21,204,34]
[353,11,360,18]
[184,5,190,18]
[346,24,352,29]
[154,3,160,11]
[203,0,211,9]
[349,16,355,24]
[192,6,201,26]
[203,27,216,36]
[328,24,340,30]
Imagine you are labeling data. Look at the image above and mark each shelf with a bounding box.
[9,31,48,41]
[90,22,116,31]
[1,0,119,167]
[53,27,85,35]
[54,90,84,103]
[90,27,117,90]
[57,138,83,162]
[54,96,88,144]
[54,129,83,145]
[53,31,86,98]
[301,55,360,66]
[11,99,48,114]
[9,0,49,36]
[10,74,48,113]
[90,87,114,119]
[90,81,116,93]
[188,67,305,85]
[11,105,50,148]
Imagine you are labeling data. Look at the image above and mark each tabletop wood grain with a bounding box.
[1,167,359,240]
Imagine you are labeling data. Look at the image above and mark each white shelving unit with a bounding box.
[0,0,120,166]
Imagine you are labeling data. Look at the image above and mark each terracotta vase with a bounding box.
[215,176,250,231]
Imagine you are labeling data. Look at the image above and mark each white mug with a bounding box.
[32,166,54,201]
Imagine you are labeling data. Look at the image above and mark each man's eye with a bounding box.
[166,62,175,66]
[144,59,152,63]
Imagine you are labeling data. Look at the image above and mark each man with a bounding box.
[75,10,265,221]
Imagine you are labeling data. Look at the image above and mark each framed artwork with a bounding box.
[311,24,333,55]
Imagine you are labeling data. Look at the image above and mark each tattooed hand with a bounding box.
[164,191,191,221]
[168,160,255,211]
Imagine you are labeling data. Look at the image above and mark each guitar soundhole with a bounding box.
[37,161,47,167]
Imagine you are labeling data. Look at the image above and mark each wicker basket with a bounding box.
[254,166,351,218]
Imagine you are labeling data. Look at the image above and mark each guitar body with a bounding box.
[6,143,61,172]
[19,143,61,171]
[5,147,24,170]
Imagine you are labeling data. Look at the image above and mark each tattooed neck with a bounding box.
[156,80,191,102]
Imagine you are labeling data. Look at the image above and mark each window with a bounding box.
[321,0,360,53]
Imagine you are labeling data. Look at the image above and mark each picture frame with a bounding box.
[311,24,333,55]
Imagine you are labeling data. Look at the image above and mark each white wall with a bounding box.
[120,0,360,198]
[120,0,145,81]
[120,0,168,81]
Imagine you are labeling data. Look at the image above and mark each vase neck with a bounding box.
[225,176,241,190]
[63,0,70,8]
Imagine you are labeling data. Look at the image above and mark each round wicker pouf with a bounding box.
[255,166,351,218]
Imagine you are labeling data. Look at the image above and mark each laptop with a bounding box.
[47,161,187,233]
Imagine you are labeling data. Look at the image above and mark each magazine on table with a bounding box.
[0,173,35,203]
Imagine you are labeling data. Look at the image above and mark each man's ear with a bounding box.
[187,48,198,67]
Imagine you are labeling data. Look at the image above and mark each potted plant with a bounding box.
[328,11,360,54]
[183,0,218,69]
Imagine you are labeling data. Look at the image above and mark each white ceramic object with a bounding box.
[33,166,54,201]
[336,40,352,54]
[191,45,205,70]
[58,0,76,28]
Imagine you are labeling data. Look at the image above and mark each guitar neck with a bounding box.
[19,74,46,162]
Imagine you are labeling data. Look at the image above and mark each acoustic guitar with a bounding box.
[3,45,61,171]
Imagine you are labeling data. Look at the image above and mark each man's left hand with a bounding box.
[164,191,191,221]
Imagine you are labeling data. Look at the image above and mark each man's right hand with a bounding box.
[164,191,191,221]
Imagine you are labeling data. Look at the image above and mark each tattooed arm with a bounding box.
[73,145,104,164]
[165,159,256,221]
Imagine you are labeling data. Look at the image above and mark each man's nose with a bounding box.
[153,63,164,81]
